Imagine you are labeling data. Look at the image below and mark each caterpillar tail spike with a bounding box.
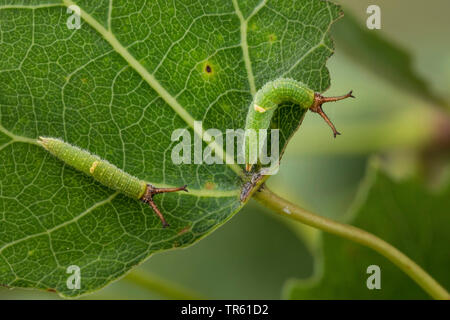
[311,90,355,138]
[141,184,188,228]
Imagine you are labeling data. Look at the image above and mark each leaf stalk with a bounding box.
[254,185,450,300]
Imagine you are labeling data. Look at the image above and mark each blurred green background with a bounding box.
[1,0,449,299]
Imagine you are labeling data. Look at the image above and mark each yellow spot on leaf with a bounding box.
[201,61,217,79]
[205,181,216,190]
[268,33,277,43]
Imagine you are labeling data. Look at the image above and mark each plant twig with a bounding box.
[124,270,206,300]
[253,185,450,300]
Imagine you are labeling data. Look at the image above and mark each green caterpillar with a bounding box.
[38,80,352,219]
[38,137,187,227]
[244,78,354,171]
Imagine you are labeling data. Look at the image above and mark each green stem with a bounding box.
[124,270,206,300]
[254,185,450,300]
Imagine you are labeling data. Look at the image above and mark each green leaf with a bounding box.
[0,0,342,297]
[333,12,449,110]
[286,164,450,299]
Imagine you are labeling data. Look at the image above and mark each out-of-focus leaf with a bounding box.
[333,12,448,110]
[285,162,450,299]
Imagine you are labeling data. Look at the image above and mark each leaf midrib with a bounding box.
[63,0,243,176]
[0,1,245,177]
[232,0,267,96]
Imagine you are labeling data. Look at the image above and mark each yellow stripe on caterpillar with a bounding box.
[253,104,266,113]
[90,161,99,174]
